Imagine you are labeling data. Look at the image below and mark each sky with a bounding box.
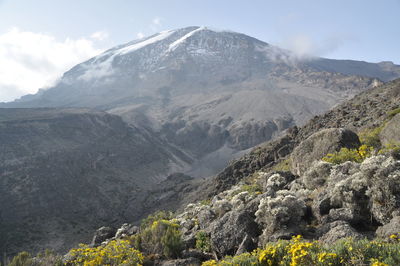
[0,0,399,102]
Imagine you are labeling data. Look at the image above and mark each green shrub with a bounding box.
[200,199,212,206]
[387,107,400,119]
[9,251,33,266]
[379,143,400,155]
[140,210,173,229]
[359,126,384,150]
[272,158,292,172]
[161,225,183,258]
[131,217,184,259]
[195,231,211,252]
[241,184,262,195]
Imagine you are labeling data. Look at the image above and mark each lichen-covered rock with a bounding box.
[255,190,306,244]
[230,191,258,210]
[312,193,331,222]
[364,156,400,224]
[209,209,260,256]
[380,113,400,145]
[115,223,138,239]
[328,208,356,222]
[291,128,360,175]
[376,216,400,238]
[302,161,332,190]
[318,221,364,244]
[213,198,232,217]
[259,172,296,196]
[197,208,216,230]
[306,154,400,227]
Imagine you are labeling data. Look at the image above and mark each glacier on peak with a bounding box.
[118,29,175,55]
[168,26,206,52]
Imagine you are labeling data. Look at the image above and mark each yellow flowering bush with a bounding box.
[65,239,143,265]
[202,235,400,266]
[323,144,374,164]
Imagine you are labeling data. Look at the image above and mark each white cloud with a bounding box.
[136,32,145,39]
[0,27,106,102]
[90,31,109,41]
[150,17,163,31]
[152,17,161,26]
[279,33,352,59]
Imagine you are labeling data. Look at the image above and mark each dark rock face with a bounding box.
[291,128,360,175]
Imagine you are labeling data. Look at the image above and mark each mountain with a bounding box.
[2,26,400,258]
[3,26,399,177]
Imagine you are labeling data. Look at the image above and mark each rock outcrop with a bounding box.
[291,128,360,175]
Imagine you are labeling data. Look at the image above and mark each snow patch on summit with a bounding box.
[78,30,175,81]
[168,27,205,52]
[118,30,175,55]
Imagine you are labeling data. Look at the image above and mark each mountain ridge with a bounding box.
[3,26,396,178]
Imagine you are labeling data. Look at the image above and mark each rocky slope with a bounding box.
[83,79,400,265]
[0,108,191,257]
[188,78,400,201]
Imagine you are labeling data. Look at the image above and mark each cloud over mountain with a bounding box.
[0,27,106,102]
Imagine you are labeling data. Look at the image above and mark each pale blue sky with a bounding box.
[0,0,399,101]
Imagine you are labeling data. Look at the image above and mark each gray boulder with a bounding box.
[115,223,138,239]
[380,113,400,145]
[376,216,400,238]
[209,209,260,256]
[91,226,116,247]
[291,128,360,175]
[255,191,306,245]
[319,221,364,244]
[302,161,333,190]
[258,172,296,196]
[181,249,214,261]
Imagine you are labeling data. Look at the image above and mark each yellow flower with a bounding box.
[202,259,217,266]
[371,258,389,266]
